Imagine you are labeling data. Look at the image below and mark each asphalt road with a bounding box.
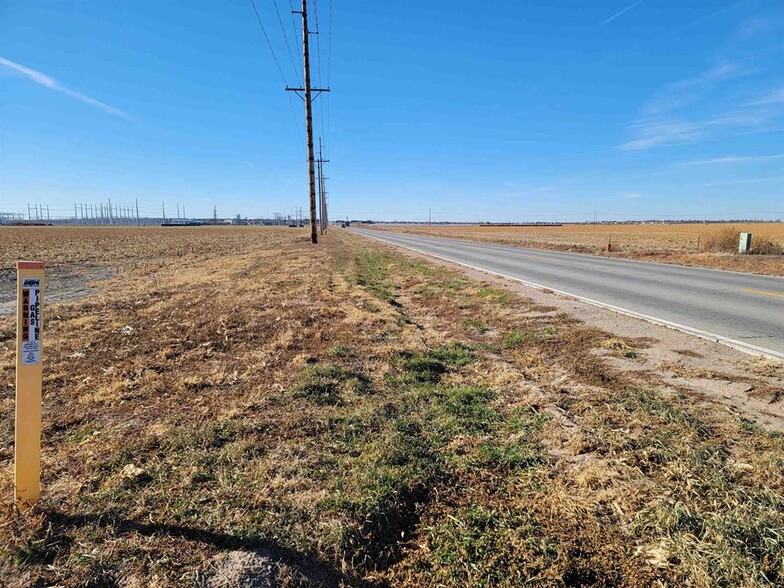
[352,228,784,359]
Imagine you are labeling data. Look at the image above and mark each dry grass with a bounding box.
[369,223,784,275]
[0,226,783,587]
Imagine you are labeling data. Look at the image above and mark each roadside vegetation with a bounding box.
[371,223,784,276]
[0,227,782,587]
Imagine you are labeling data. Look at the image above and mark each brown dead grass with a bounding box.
[0,226,782,587]
[369,223,784,275]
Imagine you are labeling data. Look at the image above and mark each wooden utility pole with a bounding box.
[288,0,330,244]
[301,0,317,243]
[316,138,330,234]
[317,155,322,233]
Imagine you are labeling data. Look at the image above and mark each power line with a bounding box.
[271,0,301,86]
[250,0,289,85]
[313,0,326,155]
[326,0,333,160]
[288,0,301,60]
[249,0,304,142]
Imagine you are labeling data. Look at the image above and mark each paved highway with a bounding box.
[352,228,784,359]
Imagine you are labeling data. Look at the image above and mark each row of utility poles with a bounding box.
[317,138,329,234]
[287,0,330,244]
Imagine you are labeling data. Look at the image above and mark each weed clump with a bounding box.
[702,226,740,252]
[501,330,541,349]
[702,226,783,255]
[749,236,784,255]
[438,386,498,434]
[397,343,474,383]
[355,249,395,301]
[293,364,371,405]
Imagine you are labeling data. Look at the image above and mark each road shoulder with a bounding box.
[370,235,784,431]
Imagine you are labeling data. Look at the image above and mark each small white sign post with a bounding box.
[739,233,752,254]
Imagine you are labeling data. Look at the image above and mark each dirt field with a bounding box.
[369,223,784,276]
[1,226,783,587]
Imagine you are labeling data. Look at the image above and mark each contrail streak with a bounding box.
[602,0,644,25]
[0,56,128,119]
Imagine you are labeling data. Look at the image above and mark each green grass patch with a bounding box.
[292,363,372,405]
[477,285,515,305]
[422,504,557,587]
[476,438,544,471]
[355,249,395,302]
[462,319,489,334]
[395,343,474,384]
[500,330,542,349]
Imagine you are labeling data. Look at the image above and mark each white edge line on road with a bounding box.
[354,230,784,361]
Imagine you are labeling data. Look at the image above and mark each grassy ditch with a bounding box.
[0,227,782,587]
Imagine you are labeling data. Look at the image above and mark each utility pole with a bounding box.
[317,157,323,232]
[108,199,114,226]
[213,205,218,224]
[136,198,140,226]
[288,0,330,244]
[162,202,166,223]
[316,138,330,234]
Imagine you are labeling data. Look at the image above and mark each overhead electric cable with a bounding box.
[250,0,288,85]
[272,0,302,86]
[249,0,304,142]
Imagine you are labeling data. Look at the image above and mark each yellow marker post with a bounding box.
[15,260,44,505]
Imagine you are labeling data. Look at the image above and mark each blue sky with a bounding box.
[1,0,782,222]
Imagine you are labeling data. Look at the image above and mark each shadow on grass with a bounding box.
[38,509,356,588]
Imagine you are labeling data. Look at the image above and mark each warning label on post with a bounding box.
[21,277,41,365]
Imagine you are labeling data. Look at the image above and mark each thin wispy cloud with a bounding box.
[698,176,784,187]
[642,61,747,116]
[745,88,784,106]
[619,109,777,151]
[619,120,702,151]
[738,16,773,38]
[0,56,128,119]
[619,56,783,151]
[681,154,784,165]
[602,0,644,26]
